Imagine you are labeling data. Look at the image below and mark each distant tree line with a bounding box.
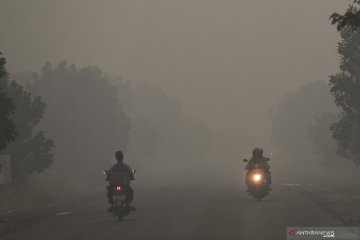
[0,56,132,183]
[1,53,214,185]
[24,61,131,184]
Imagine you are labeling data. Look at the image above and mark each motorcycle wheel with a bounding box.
[117,214,124,221]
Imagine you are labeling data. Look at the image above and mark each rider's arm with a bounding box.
[125,164,135,180]
[264,163,271,169]
[264,158,271,169]
[245,160,253,170]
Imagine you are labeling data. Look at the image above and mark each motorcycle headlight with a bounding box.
[253,174,262,182]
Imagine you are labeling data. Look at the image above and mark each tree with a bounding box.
[28,61,131,183]
[331,1,360,31]
[329,0,360,165]
[0,54,17,151]
[0,55,54,181]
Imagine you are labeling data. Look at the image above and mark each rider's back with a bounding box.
[110,162,134,181]
[111,162,130,172]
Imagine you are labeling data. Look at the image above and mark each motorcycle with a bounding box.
[243,159,271,201]
[104,169,136,221]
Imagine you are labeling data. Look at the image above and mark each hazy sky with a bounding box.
[0,0,348,146]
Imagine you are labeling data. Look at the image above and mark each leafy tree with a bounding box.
[28,61,131,182]
[0,54,17,151]
[0,52,17,151]
[0,90,17,151]
[0,54,54,181]
[329,0,360,165]
[331,1,360,31]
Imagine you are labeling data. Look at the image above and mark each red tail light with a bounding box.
[116,186,122,191]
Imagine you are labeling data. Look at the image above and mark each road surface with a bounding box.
[1,180,344,240]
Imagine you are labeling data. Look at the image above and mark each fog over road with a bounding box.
[2,180,344,240]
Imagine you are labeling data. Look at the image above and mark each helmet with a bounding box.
[252,148,263,157]
[115,150,124,162]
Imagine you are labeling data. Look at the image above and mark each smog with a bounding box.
[1,1,359,239]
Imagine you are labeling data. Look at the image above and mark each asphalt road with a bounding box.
[2,180,344,240]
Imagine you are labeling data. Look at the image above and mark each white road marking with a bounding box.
[6,209,20,214]
[56,211,71,216]
[280,183,314,186]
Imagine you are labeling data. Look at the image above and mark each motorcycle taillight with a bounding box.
[116,186,122,191]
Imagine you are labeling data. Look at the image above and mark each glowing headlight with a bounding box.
[253,174,262,182]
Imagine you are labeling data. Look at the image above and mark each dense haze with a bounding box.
[1,1,357,188]
[3,2,360,239]
[0,1,347,146]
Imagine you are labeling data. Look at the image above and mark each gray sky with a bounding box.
[0,0,348,146]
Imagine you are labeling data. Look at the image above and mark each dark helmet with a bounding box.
[115,151,124,162]
[252,148,263,157]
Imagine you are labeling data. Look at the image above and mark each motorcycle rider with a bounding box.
[106,150,135,211]
[245,148,272,190]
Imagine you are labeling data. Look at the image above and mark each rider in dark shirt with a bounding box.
[245,148,270,171]
[245,148,272,190]
[106,151,135,210]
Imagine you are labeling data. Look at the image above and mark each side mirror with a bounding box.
[132,169,136,174]
[243,159,248,162]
